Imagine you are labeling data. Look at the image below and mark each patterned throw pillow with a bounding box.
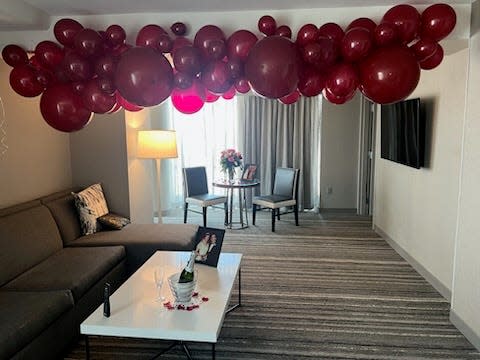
[72,183,109,235]
[98,213,130,230]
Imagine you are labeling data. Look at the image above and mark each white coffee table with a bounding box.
[80,251,242,359]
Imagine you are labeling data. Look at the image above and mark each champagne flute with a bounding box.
[154,267,165,302]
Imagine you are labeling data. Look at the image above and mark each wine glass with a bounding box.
[154,266,165,302]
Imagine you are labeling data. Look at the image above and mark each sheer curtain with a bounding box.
[237,95,322,211]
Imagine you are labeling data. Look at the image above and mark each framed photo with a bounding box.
[193,227,225,267]
[242,164,257,181]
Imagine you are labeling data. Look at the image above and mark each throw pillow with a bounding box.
[72,183,109,235]
[98,213,130,230]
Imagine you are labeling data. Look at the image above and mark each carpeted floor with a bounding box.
[64,210,480,359]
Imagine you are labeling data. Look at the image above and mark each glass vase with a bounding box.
[228,168,235,182]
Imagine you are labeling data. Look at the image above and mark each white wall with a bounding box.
[373,44,469,297]
[450,0,480,350]
[0,60,72,208]
[320,92,360,209]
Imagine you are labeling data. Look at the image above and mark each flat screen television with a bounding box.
[381,98,425,169]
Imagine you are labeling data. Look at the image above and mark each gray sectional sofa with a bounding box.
[0,189,198,360]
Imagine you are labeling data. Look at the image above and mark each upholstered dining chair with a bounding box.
[252,167,300,232]
[183,166,228,227]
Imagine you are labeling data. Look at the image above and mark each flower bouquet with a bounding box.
[220,149,243,180]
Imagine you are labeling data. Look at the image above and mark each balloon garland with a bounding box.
[2,3,456,132]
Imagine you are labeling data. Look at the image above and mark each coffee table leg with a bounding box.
[226,266,242,314]
[85,335,90,360]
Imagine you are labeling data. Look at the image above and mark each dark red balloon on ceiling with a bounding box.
[296,24,318,47]
[381,4,421,44]
[194,25,226,60]
[74,29,104,58]
[318,23,345,45]
[374,23,398,47]
[227,30,258,62]
[35,41,65,69]
[54,18,84,48]
[258,15,277,36]
[275,25,292,39]
[9,64,44,97]
[105,25,126,48]
[346,18,377,33]
[421,3,456,41]
[2,44,28,67]
[136,24,168,49]
[173,45,203,76]
[171,22,188,36]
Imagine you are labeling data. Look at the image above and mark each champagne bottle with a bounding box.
[179,251,195,283]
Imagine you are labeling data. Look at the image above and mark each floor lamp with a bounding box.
[137,130,178,224]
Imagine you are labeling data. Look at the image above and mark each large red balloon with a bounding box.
[201,60,232,94]
[40,84,92,132]
[35,41,65,69]
[136,24,168,49]
[171,81,206,114]
[2,45,28,67]
[324,63,358,102]
[381,4,421,44]
[227,30,258,62]
[245,36,299,99]
[9,64,44,97]
[194,25,226,60]
[82,79,116,113]
[258,15,276,36]
[173,46,203,76]
[115,47,173,107]
[54,19,84,48]
[421,4,456,41]
[358,45,420,104]
[341,27,373,63]
[74,29,104,58]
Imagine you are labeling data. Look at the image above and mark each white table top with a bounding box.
[81,251,242,343]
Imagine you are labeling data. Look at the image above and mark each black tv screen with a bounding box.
[381,98,425,169]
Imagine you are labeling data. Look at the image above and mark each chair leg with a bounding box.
[277,208,280,220]
[252,204,257,225]
[224,202,228,226]
[183,203,188,224]
[202,207,207,227]
[294,204,299,226]
[271,209,276,232]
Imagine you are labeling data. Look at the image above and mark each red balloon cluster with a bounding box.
[2,3,456,132]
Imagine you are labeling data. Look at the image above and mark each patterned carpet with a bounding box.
[65,210,480,359]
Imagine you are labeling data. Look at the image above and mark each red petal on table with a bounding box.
[202,297,209,302]
[163,301,171,307]
[187,306,193,311]
[193,304,200,309]
[177,304,185,310]
[192,292,199,297]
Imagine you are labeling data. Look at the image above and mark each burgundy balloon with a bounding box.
[234,78,251,94]
[275,25,292,39]
[411,38,439,62]
[35,68,54,88]
[374,23,398,47]
[115,47,174,107]
[258,15,277,36]
[172,37,193,55]
[421,4,456,41]
[324,63,358,100]
[9,64,44,97]
[419,44,444,70]
[105,25,126,47]
[296,24,318,47]
[347,18,377,33]
[227,30,258,62]
[301,42,323,65]
[173,45,203,76]
[107,101,122,114]
[201,60,232,94]
[171,22,187,36]
[136,24,168,49]
[174,72,194,90]
[2,45,28,67]
[222,86,236,100]
[207,39,227,60]
[171,80,206,114]
[71,81,86,95]
[116,91,143,112]
[226,58,244,79]
[40,83,92,132]
[62,51,93,82]
[157,34,173,53]
[318,23,345,45]
[298,65,325,97]
[341,27,373,63]
[381,4,421,44]
[54,18,84,48]
[279,89,300,105]
[112,43,132,57]
[205,91,220,103]
[94,54,117,78]
[245,36,299,99]
[316,37,339,70]
[82,78,116,113]
[74,28,104,58]
[35,41,65,69]
[323,86,352,105]
[194,25,226,60]
[358,45,420,104]
[97,77,116,94]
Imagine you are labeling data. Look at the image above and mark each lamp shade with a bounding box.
[137,130,178,159]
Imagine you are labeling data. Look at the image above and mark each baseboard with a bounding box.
[374,225,452,301]
[450,310,480,352]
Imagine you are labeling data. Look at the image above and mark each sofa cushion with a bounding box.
[0,202,63,287]
[41,189,82,245]
[0,290,74,360]
[3,246,125,301]
[98,213,131,230]
[72,183,109,236]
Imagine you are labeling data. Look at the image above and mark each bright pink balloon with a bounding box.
[35,41,65,69]
[205,91,220,102]
[82,78,116,113]
[245,36,299,99]
[136,24,167,49]
[275,25,292,39]
[173,45,203,76]
[324,63,358,101]
[105,25,126,48]
[358,45,420,104]
[74,29,104,58]
[347,18,377,33]
[2,45,28,67]
[279,89,300,104]
[258,15,276,36]
[296,24,318,47]
[62,51,93,82]
[341,27,373,63]
[174,72,193,90]
[374,23,398,47]
[419,44,444,70]
[318,23,344,45]
[381,4,421,44]
[115,47,174,107]
[54,18,84,48]
[222,86,236,100]
[234,78,251,94]
[9,64,44,97]
[171,81,206,114]
[421,4,456,41]
[40,83,92,132]
[116,92,143,112]
[201,60,232,94]
[171,22,187,36]
[411,38,439,62]
[194,25,226,61]
[298,65,325,97]
[227,30,258,62]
